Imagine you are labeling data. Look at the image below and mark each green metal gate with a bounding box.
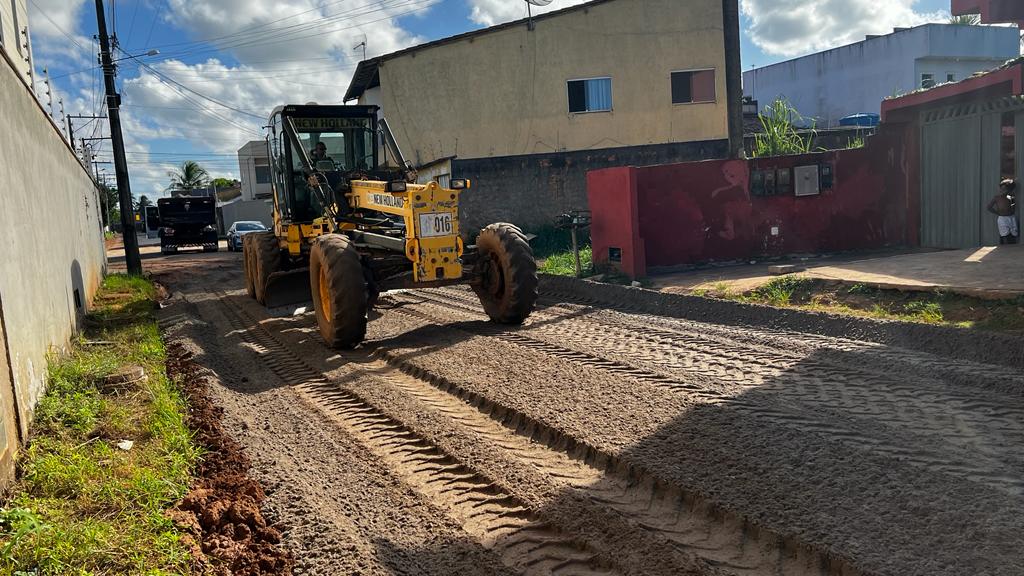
[920,98,1024,248]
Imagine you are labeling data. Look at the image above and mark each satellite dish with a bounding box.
[526,0,554,5]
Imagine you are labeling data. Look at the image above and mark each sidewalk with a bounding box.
[653,245,1024,299]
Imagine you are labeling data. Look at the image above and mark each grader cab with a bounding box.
[242,104,537,348]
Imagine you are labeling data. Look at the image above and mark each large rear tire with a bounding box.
[251,232,282,304]
[242,235,257,298]
[310,235,368,349]
[472,223,538,324]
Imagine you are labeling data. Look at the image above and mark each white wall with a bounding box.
[237,140,272,201]
[744,24,1020,127]
[0,0,32,84]
[0,51,106,476]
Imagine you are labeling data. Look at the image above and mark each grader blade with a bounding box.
[262,268,312,308]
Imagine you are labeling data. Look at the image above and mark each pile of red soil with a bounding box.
[166,343,294,575]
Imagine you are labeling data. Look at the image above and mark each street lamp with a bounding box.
[112,49,159,63]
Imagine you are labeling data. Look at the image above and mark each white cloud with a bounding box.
[467,0,590,27]
[91,0,440,194]
[741,0,949,57]
[26,0,94,67]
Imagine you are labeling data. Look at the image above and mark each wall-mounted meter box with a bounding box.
[820,163,834,190]
[794,165,821,197]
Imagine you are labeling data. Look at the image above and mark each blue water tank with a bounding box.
[839,113,880,127]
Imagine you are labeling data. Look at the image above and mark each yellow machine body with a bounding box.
[350,180,465,282]
[271,178,467,283]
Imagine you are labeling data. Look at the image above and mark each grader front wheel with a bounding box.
[251,232,282,305]
[310,235,368,349]
[242,235,257,298]
[472,223,538,324]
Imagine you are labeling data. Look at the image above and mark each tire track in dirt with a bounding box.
[395,290,1024,497]
[429,287,1024,432]
[216,292,626,576]
[234,295,865,576]
[535,286,1024,395]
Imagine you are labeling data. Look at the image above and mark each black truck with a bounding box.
[157,196,219,255]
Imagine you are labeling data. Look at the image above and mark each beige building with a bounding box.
[345,0,740,233]
[0,0,33,86]
[346,0,730,165]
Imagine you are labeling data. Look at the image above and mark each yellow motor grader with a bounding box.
[242,104,537,348]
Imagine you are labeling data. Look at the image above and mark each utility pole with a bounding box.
[95,0,142,275]
[66,115,107,155]
[722,0,744,159]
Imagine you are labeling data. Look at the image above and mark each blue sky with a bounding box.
[26,0,959,198]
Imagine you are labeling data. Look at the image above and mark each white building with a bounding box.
[0,0,34,86]
[237,140,272,201]
[744,24,1020,127]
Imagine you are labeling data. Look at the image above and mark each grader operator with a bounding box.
[243,104,537,348]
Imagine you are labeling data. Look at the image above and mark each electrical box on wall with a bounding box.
[820,163,834,190]
[750,170,766,197]
[776,168,792,195]
[794,165,821,197]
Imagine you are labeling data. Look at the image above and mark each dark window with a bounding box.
[921,73,935,89]
[946,73,956,83]
[254,164,271,184]
[567,78,612,113]
[672,70,716,104]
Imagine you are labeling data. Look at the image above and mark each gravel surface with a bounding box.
[140,249,1024,576]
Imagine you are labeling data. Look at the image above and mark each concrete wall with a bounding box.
[370,0,728,163]
[453,138,728,235]
[743,24,1019,127]
[588,125,913,276]
[218,199,274,235]
[0,52,107,483]
[0,0,31,84]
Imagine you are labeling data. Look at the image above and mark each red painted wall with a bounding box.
[589,126,913,275]
[586,167,645,278]
[952,0,1024,25]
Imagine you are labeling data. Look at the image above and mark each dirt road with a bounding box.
[139,248,1024,576]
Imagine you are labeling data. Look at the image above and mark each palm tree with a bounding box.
[949,14,981,25]
[166,161,210,193]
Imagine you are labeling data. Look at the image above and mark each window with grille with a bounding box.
[567,77,612,113]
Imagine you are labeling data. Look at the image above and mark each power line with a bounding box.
[122,48,266,120]
[141,0,162,50]
[124,0,141,47]
[144,0,363,50]
[151,0,441,62]
[27,0,89,51]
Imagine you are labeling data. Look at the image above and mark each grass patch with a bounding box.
[729,276,1024,332]
[539,246,593,277]
[527,226,586,260]
[751,276,817,306]
[0,275,201,575]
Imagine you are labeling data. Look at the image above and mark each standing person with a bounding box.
[987,179,1019,245]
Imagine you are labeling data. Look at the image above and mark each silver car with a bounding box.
[226,221,268,251]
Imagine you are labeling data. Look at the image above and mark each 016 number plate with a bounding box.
[419,212,454,238]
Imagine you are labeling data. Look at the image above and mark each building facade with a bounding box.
[345,0,738,231]
[744,24,1020,128]
[237,140,272,201]
[0,0,33,85]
